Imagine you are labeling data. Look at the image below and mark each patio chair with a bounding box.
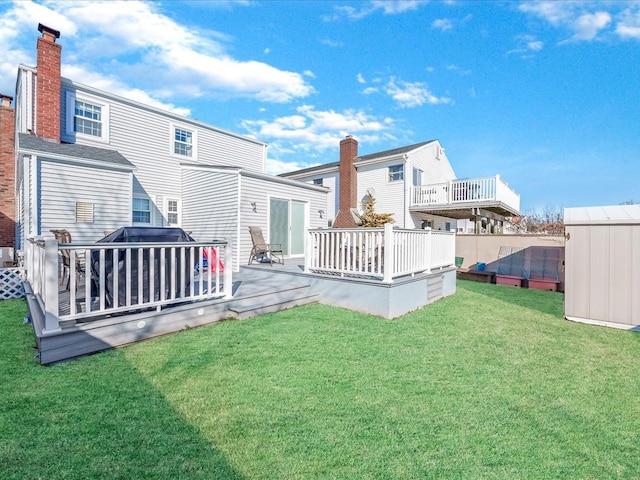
[50,229,85,290]
[248,226,284,266]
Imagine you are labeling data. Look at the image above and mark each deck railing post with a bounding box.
[383,223,394,283]
[43,238,61,334]
[425,227,432,274]
[223,242,233,299]
[304,229,312,273]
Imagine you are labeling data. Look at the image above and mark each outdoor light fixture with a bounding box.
[318,209,325,218]
[250,202,257,212]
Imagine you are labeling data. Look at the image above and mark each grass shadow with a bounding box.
[0,300,244,480]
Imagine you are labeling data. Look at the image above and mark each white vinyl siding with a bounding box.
[240,174,327,270]
[181,167,240,270]
[60,82,266,232]
[358,162,405,225]
[38,159,131,242]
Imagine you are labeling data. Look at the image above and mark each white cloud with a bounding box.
[357,73,366,84]
[518,1,636,43]
[519,1,573,25]
[63,64,191,116]
[326,0,425,20]
[383,77,452,108]
[432,18,453,31]
[362,87,379,95]
[615,7,640,39]
[446,64,472,75]
[506,34,544,56]
[265,158,319,176]
[1,0,314,106]
[570,11,611,41]
[241,105,393,159]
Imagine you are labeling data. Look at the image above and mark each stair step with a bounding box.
[228,293,318,320]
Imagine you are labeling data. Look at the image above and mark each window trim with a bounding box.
[170,123,198,159]
[388,164,404,183]
[64,91,110,143]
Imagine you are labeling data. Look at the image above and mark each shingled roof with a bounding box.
[18,133,135,169]
[280,139,437,178]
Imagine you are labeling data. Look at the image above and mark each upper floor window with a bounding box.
[388,164,404,182]
[65,91,110,143]
[312,178,323,186]
[74,100,102,137]
[173,126,195,157]
[412,167,423,186]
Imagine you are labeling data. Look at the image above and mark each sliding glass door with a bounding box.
[269,198,306,257]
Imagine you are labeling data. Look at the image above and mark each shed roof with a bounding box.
[564,205,640,225]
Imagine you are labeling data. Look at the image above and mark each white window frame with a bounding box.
[412,167,423,186]
[164,198,181,226]
[388,164,404,183]
[171,123,197,159]
[64,91,110,143]
[132,196,152,225]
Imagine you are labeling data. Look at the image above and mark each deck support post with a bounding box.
[43,238,61,334]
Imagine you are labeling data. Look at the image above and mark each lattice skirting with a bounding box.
[0,268,25,300]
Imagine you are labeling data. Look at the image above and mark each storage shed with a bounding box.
[564,205,640,330]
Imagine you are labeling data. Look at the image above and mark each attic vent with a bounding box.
[75,202,94,223]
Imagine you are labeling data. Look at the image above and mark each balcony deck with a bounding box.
[411,175,520,219]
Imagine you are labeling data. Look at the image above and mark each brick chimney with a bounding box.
[333,135,359,228]
[36,23,62,142]
[0,94,16,247]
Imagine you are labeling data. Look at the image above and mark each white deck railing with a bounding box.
[304,223,455,283]
[24,238,232,333]
[411,175,520,212]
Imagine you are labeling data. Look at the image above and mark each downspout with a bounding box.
[236,169,242,273]
[403,154,408,228]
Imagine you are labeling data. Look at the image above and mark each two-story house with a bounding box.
[281,135,521,233]
[1,24,327,271]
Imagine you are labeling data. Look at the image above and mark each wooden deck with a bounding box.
[27,261,318,364]
[27,256,457,364]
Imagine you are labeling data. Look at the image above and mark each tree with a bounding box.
[506,206,564,235]
[620,199,637,205]
[357,194,394,227]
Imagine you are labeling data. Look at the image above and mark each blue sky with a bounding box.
[1,1,638,213]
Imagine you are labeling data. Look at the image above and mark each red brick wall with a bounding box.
[36,34,62,141]
[333,135,359,228]
[0,99,16,247]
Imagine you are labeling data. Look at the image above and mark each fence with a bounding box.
[305,223,455,282]
[25,237,233,333]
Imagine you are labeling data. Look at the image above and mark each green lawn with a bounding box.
[1,280,639,479]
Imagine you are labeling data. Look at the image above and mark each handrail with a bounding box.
[305,224,455,283]
[24,238,233,332]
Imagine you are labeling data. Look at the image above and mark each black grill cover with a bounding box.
[92,227,195,308]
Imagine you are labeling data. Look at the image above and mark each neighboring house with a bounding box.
[1,24,327,271]
[281,135,521,233]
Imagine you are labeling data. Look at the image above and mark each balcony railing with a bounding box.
[304,223,455,283]
[411,175,520,213]
[24,238,232,333]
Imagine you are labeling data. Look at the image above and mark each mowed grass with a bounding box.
[2,280,640,479]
